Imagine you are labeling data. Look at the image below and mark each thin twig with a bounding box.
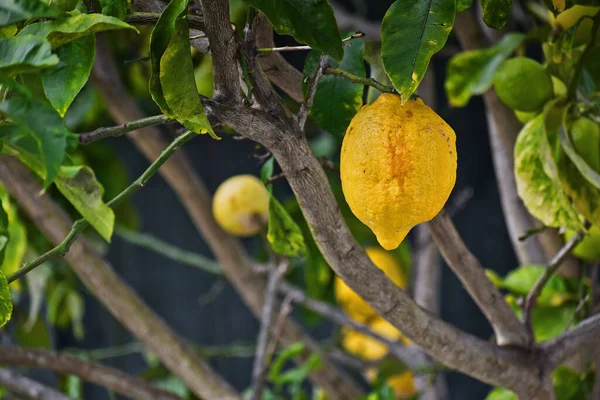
[563,294,590,332]
[7,131,197,284]
[257,32,365,53]
[251,261,289,400]
[522,227,588,336]
[324,67,395,93]
[296,55,328,133]
[0,346,184,400]
[0,368,71,400]
[115,227,221,274]
[79,115,175,144]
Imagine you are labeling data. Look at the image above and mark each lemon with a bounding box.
[494,57,554,112]
[570,117,600,173]
[341,318,404,360]
[564,225,600,262]
[514,110,538,124]
[387,371,417,399]
[340,94,457,250]
[335,247,407,322]
[212,175,269,236]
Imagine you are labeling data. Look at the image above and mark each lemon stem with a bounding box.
[324,67,395,93]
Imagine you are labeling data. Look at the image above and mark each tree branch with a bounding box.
[79,115,174,145]
[0,346,184,400]
[0,157,239,400]
[428,210,530,347]
[0,368,71,400]
[251,261,288,400]
[204,100,545,397]
[522,229,588,336]
[92,35,363,400]
[200,0,241,102]
[296,55,327,132]
[543,313,600,369]
[124,11,206,31]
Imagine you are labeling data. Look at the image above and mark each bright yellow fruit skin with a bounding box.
[335,247,407,322]
[212,175,269,237]
[341,318,405,360]
[340,94,457,250]
[365,368,416,399]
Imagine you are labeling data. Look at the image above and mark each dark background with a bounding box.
[57,1,519,399]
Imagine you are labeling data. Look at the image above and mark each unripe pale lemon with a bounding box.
[564,225,600,262]
[570,117,600,173]
[335,247,407,322]
[549,6,600,43]
[212,175,269,237]
[494,57,554,112]
[340,94,457,250]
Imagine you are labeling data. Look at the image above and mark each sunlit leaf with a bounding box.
[0,189,26,291]
[0,36,58,75]
[514,115,582,229]
[303,36,365,137]
[0,271,11,327]
[244,0,343,60]
[149,0,214,137]
[267,195,306,257]
[42,35,96,117]
[480,0,513,29]
[0,0,60,27]
[18,13,137,48]
[445,33,524,107]
[457,0,475,11]
[55,165,115,242]
[381,0,455,101]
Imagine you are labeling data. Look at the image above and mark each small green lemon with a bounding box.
[564,225,600,262]
[514,110,539,124]
[212,175,269,237]
[570,117,600,173]
[494,57,554,112]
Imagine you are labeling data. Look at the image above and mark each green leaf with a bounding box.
[268,342,306,382]
[553,366,595,400]
[514,114,582,230]
[261,156,275,183]
[55,165,115,241]
[0,0,60,27]
[545,104,600,227]
[480,0,513,29]
[445,33,524,107]
[18,12,137,48]
[0,86,77,186]
[0,36,59,75]
[66,289,85,339]
[149,0,215,138]
[531,304,576,341]
[485,387,517,400]
[457,0,475,11]
[0,191,26,291]
[303,36,365,137]
[501,265,574,306]
[0,199,8,268]
[0,271,11,327]
[381,0,455,101]
[153,376,190,397]
[244,0,343,61]
[100,0,129,19]
[53,0,79,12]
[42,35,96,117]
[267,195,306,257]
[558,120,600,191]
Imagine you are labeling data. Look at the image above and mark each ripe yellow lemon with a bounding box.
[335,247,407,322]
[212,175,269,236]
[494,57,554,112]
[341,318,404,360]
[387,371,417,398]
[340,94,457,250]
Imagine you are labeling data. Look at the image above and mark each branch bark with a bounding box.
[200,0,241,102]
[0,157,239,400]
[428,211,529,347]
[543,313,600,370]
[91,35,363,400]
[0,368,71,400]
[204,100,547,397]
[0,346,183,400]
